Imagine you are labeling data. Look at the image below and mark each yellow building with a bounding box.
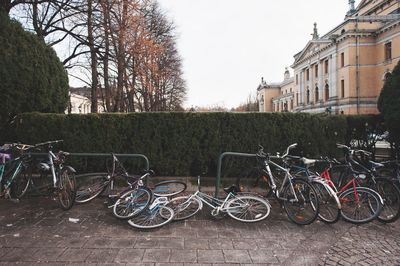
[258,0,400,114]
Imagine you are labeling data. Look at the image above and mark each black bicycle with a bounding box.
[75,154,186,218]
[0,140,76,210]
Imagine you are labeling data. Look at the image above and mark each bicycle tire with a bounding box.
[113,187,152,220]
[225,195,271,223]
[339,187,382,224]
[283,178,319,225]
[75,173,109,203]
[58,168,77,210]
[166,195,202,221]
[10,166,31,199]
[152,180,187,197]
[310,179,341,224]
[127,206,174,229]
[371,177,400,223]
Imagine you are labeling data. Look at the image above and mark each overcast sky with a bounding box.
[156,0,360,109]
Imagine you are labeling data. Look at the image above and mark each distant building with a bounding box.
[67,87,105,114]
[258,0,400,114]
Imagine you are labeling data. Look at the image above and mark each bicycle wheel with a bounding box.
[10,167,31,199]
[58,168,77,210]
[166,195,202,221]
[113,187,152,219]
[283,178,319,225]
[225,195,270,222]
[311,179,341,224]
[339,187,382,224]
[75,173,109,203]
[152,180,187,197]
[127,206,174,229]
[371,177,400,223]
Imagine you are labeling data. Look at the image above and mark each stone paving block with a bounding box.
[30,247,67,262]
[86,248,119,263]
[57,248,92,262]
[208,239,233,250]
[83,237,113,248]
[135,237,160,248]
[115,248,145,263]
[158,237,184,249]
[170,249,197,263]
[0,247,37,262]
[222,249,252,263]
[197,250,224,263]
[56,236,89,248]
[142,249,171,263]
[248,249,279,264]
[182,264,211,266]
[184,239,209,250]
[231,239,258,250]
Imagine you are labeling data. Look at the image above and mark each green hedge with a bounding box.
[5,112,351,176]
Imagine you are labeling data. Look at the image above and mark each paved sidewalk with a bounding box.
[0,195,399,265]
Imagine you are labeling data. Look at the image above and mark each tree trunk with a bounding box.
[87,0,98,113]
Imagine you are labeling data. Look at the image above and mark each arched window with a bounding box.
[325,84,330,101]
[315,87,319,102]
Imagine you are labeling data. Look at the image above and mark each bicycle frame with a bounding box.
[0,156,27,196]
[262,157,298,201]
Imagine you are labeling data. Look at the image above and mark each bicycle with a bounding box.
[335,144,400,223]
[75,154,186,204]
[75,154,186,219]
[314,144,385,224]
[236,144,320,225]
[0,143,34,200]
[166,176,271,223]
[1,140,77,210]
[285,155,342,224]
[127,196,174,229]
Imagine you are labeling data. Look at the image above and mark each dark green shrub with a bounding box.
[11,112,348,176]
[0,12,68,139]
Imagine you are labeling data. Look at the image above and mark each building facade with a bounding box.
[258,0,400,114]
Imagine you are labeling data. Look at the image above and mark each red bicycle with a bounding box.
[318,145,383,224]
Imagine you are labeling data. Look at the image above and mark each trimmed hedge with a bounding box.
[7,112,350,176]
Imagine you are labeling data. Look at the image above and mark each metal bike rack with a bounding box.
[215,152,257,198]
[30,153,150,172]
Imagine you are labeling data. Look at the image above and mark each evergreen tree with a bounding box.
[0,12,69,130]
[378,60,400,151]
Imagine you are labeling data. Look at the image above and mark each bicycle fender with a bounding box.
[63,165,76,173]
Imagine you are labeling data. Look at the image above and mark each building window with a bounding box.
[291,99,294,110]
[315,87,319,102]
[306,69,310,81]
[341,80,345,98]
[341,53,345,67]
[315,65,318,78]
[325,84,330,101]
[296,74,298,85]
[306,88,310,104]
[325,60,329,74]
[296,93,299,105]
[385,42,392,61]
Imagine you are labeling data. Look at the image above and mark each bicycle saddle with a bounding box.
[224,185,240,194]
[368,160,384,169]
[301,157,317,165]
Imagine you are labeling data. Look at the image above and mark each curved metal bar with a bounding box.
[215,152,257,197]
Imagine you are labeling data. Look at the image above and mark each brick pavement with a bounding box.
[0,196,399,265]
